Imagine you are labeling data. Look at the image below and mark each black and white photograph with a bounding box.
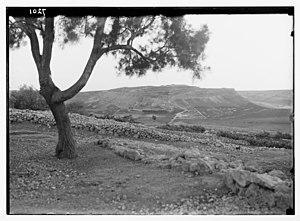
[5,1,297,217]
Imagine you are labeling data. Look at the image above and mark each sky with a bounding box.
[9,14,293,92]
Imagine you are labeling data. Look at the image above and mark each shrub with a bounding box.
[157,124,205,133]
[92,114,138,123]
[255,131,270,139]
[216,130,292,149]
[9,85,48,110]
[9,92,17,108]
[274,131,292,140]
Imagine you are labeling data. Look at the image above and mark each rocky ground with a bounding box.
[8,109,294,215]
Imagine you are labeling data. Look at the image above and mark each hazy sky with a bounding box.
[9,14,293,91]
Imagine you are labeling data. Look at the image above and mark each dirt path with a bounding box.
[168,109,188,124]
[9,122,286,214]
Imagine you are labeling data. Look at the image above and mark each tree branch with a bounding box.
[103,44,154,63]
[140,16,156,34]
[9,19,44,32]
[126,16,155,46]
[13,17,42,71]
[103,42,172,64]
[41,17,54,70]
[51,17,107,103]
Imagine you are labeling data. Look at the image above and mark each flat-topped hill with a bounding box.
[70,85,261,117]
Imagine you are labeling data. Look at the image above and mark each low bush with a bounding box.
[255,131,270,139]
[274,131,292,140]
[217,130,292,149]
[9,85,48,110]
[91,114,138,123]
[157,124,206,133]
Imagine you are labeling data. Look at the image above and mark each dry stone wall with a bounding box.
[9,108,286,153]
[9,109,208,143]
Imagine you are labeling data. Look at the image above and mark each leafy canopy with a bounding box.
[9,15,210,79]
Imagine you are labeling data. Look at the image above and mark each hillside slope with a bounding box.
[70,85,262,119]
[237,90,293,109]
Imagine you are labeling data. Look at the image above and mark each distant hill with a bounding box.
[237,90,293,109]
[69,85,265,122]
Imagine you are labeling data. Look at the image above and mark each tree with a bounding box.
[9,13,210,159]
[10,85,49,110]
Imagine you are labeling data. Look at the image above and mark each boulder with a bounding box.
[126,149,142,161]
[224,169,293,210]
[244,183,275,207]
[251,173,284,189]
[113,145,142,161]
[202,157,217,170]
[188,159,212,175]
[113,146,127,157]
[183,149,201,159]
[223,172,239,194]
[268,169,288,180]
[227,169,252,187]
[274,183,293,210]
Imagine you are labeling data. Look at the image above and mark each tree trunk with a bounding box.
[49,101,77,159]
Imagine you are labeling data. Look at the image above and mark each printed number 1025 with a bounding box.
[29,8,46,17]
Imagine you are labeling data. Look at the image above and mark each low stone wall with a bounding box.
[9,109,208,143]
[96,139,229,175]
[10,109,282,153]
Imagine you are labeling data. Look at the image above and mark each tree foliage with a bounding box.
[9,15,210,80]
[9,85,49,110]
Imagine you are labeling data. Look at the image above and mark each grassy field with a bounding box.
[173,109,292,133]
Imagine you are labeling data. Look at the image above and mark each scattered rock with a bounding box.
[113,145,142,161]
[224,169,293,210]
